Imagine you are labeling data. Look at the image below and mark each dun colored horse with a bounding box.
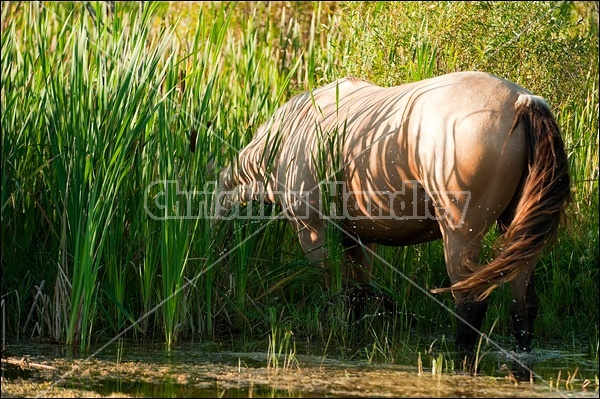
[214,71,570,369]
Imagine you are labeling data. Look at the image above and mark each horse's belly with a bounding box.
[340,188,442,245]
[344,218,442,246]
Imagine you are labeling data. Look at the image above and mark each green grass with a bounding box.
[1,0,597,362]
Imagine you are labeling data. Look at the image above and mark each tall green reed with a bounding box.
[50,2,175,348]
[3,1,200,348]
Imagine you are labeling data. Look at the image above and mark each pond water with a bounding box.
[1,337,597,398]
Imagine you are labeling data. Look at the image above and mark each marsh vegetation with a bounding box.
[1,1,598,395]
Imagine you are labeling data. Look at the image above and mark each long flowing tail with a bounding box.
[433,93,571,301]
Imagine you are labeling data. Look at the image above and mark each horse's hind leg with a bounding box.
[507,266,538,380]
[442,230,489,371]
[455,296,488,371]
[509,266,538,353]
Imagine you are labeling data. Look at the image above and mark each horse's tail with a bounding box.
[433,93,571,301]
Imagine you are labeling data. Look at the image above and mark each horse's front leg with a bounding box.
[294,220,373,287]
[295,219,327,271]
[343,242,374,285]
[294,218,374,290]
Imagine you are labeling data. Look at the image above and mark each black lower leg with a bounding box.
[511,276,538,353]
[455,300,489,372]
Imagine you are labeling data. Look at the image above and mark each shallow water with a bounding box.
[1,338,598,398]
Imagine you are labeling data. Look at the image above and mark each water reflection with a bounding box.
[1,339,597,398]
[74,378,309,398]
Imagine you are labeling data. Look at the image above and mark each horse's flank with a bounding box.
[432,91,571,299]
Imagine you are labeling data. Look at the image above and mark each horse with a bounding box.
[212,71,571,370]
